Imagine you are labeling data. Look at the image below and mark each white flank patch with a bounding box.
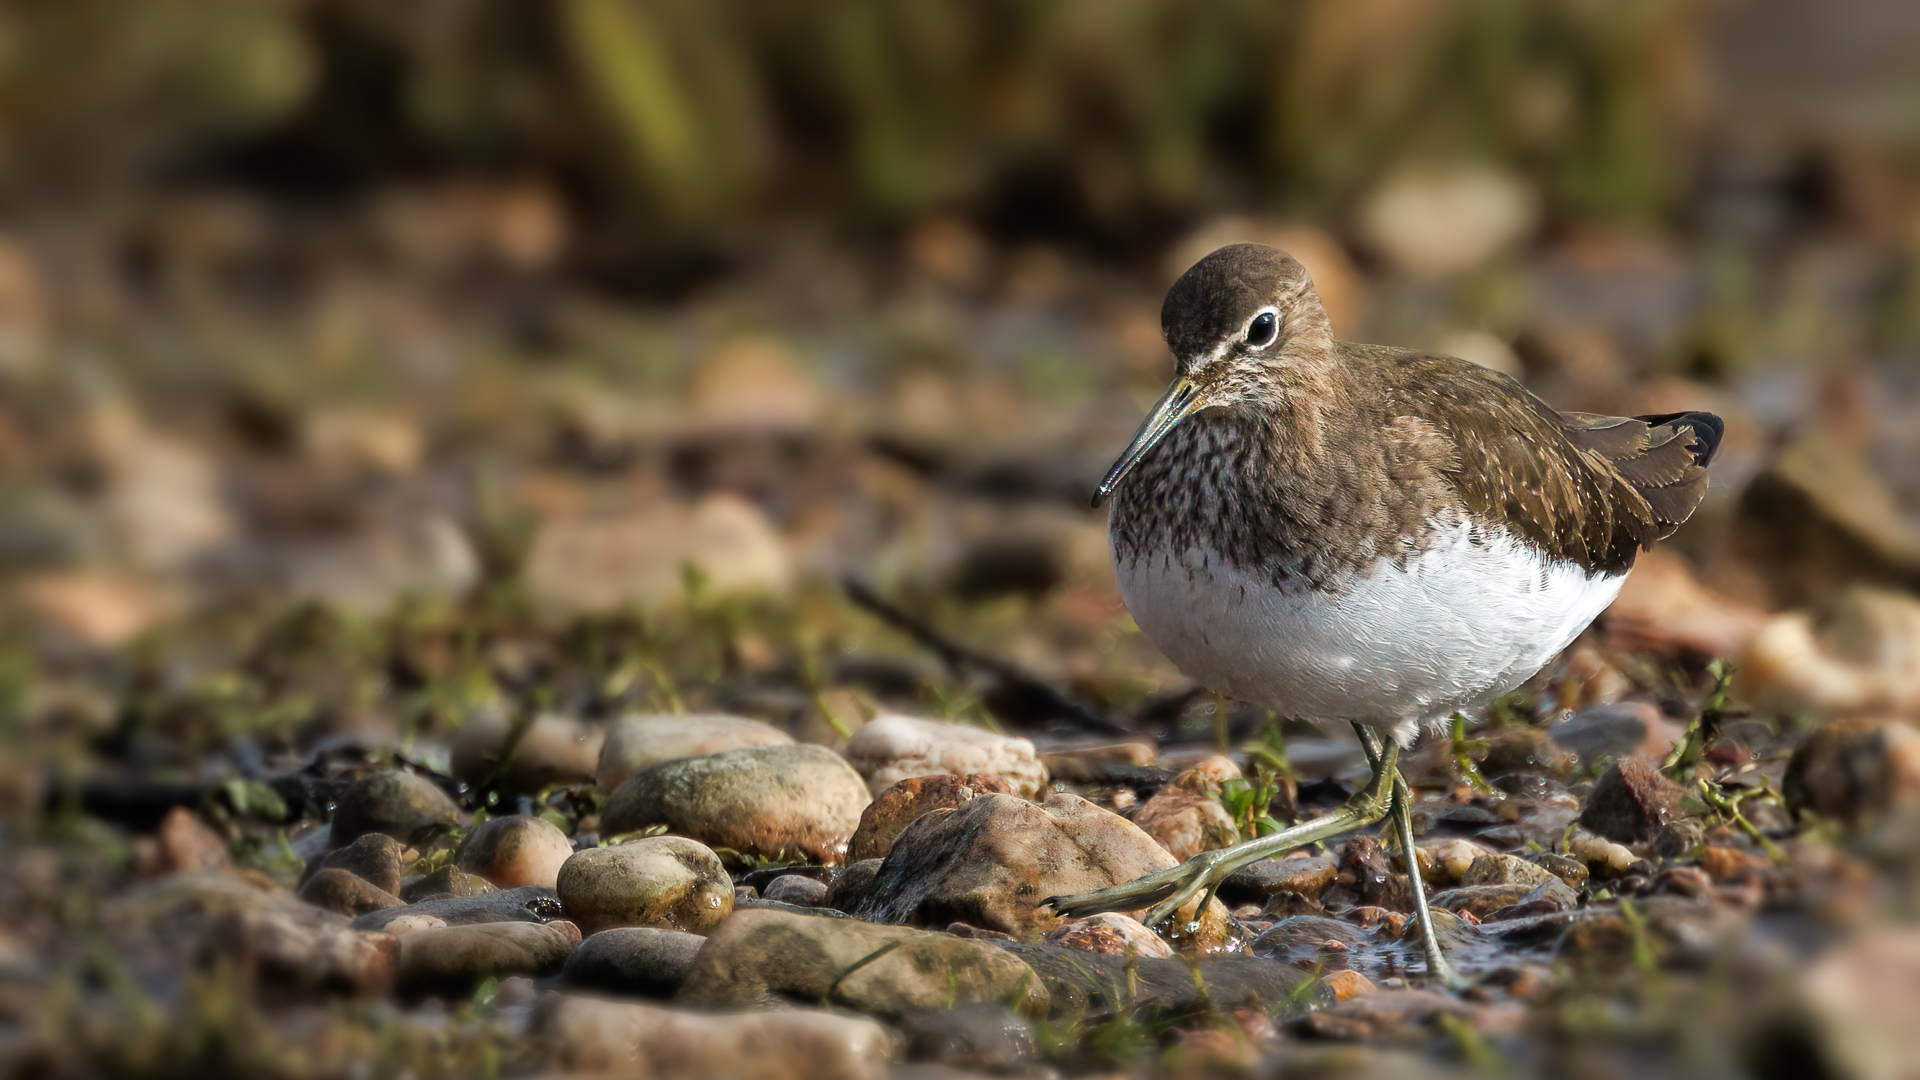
[1116,518,1624,745]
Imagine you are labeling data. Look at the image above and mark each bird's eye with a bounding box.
[1245,310,1279,348]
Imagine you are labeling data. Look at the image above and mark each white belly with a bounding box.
[1115,519,1624,744]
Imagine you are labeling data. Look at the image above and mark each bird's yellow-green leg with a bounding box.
[1351,725,1462,989]
[1042,727,1398,929]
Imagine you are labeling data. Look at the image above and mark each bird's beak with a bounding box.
[1093,375,1200,508]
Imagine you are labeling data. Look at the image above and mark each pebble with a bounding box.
[847,773,1014,862]
[1549,701,1684,768]
[843,713,1049,800]
[1799,926,1920,1080]
[562,926,707,998]
[1428,883,1565,920]
[1477,729,1576,784]
[898,1003,1037,1072]
[1043,912,1173,959]
[112,874,398,997]
[455,814,574,889]
[1741,586,1920,718]
[1784,716,1920,825]
[600,744,870,863]
[596,713,793,792]
[402,866,497,903]
[1419,838,1493,886]
[1578,758,1688,843]
[851,792,1235,949]
[824,859,882,913]
[1354,163,1539,277]
[395,919,581,999]
[1221,854,1339,905]
[538,994,892,1080]
[1131,754,1243,860]
[1602,548,1768,660]
[1038,741,1158,783]
[297,867,405,918]
[1564,828,1638,878]
[352,885,558,931]
[675,907,1048,1019]
[522,493,793,615]
[761,874,831,907]
[556,835,734,936]
[449,712,602,795]
[328,770,458,849]
[153,806,232,875]
[303,833,407,897]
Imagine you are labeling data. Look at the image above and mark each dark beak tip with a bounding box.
[1090,490,1109,509]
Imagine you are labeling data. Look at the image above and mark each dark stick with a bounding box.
[842,576,1133,736]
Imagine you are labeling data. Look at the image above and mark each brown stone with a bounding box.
[847,773,1015,863]
[297,867,405,918]
[455,815,575,890]
[601,744,870,864]
[1785,716,1920,826]
[1578,758,1688,843]
[1132,755,1243,861]
[851,792,1234,949]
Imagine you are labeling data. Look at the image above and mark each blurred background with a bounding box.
[5,0,1920,1073]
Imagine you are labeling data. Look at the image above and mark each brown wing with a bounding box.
[1390,355,1720,574]
[1560,410,1722,540]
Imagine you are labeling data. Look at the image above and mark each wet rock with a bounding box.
[1557,896,1747,970]
[1652,820,1705,860]
[1601,548,1768,660]
[601,744,870,863]
[1784,716,1920,826]
[844,714,1049,800]
[1462,853,1577,897]
[1428,884,1544,919]
[1355,164,1539,277]
[1799,926,1920,1080]
[111,873,397,997]
[851,792,1234,948]
[1419,838,1493,886]
[761,874,830,907]
[1565,828,1638,878]
[304,833,407,897]
[402,865,497,902]
[1342,835,1415,912]
[1478,729,1576,784]
[329,770,458,849]
[1295,988,1486,1042]
[1731,434,1920,609]
[450,712,602,796]
[1132,755,1242,860]
[1044,912,1174,959]
[1250,915,1378,967]
[1549,702,1685,767]
[1221,853,1339,905]
[1324,969,1379,1002]
[1535,852,1589,889]
[1039,741,1158,783]
[539,994,892,1080]
[395,919,581,999]
[298,867,405,918]
[556,835,734,936]
[676,908,1047,1019]
[381,914,446,936]
[562,926,706,998]
[848,773,1016,863]
[352,885,557,931]
[1578,758,1688,843]
[824,859,882,913]
[1743,588,1920,720]
[455,814,574,889]
[996,941,1308,1019]
[596,713,793,792]
[898,1003,1036,1072]
[524,494,793,615]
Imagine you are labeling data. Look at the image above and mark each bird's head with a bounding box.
[1094,243,1334,507]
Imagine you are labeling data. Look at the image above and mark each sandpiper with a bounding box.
[1046,243,1722,985]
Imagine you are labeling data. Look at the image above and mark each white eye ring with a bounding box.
[1245,308,1280,349]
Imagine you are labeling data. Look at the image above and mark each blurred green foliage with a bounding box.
[1,0,1708,234]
